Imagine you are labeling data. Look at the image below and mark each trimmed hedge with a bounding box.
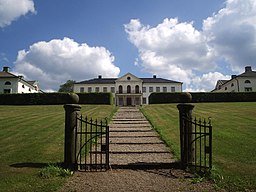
[77,93,113,105]
[0,92,113,105]
[149,92,256,104]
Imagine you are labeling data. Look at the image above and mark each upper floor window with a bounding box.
[4,81,11,85]
[142,87,146,93]
[135,85,139,93]
[156,87,160,92]
[111,87,115,93]
[171,87,175,92]
[231,83,234,87]
[127,85,131,93]
[95,87,100,92]
[245,80,251,84]
[22,85,25,88]
[163,87,167,92]
[149,87,153,92]
[103,87,108,92]
[88,87,92,93]
[119,85,123,93]
[127,76,131,80]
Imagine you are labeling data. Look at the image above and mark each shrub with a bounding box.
[0,92,113,105]
[77,92,113,105]
[149,92,256,104]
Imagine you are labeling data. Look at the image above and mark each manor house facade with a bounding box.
[73,73,182,106]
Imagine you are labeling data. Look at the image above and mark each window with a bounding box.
[135,85,139,93]
[245,87,252,92]
[171,87,175,92]
[88,87,92,93]
[225,87,227,90]
[245,80,251,84]
[119,85,123,93]
[111,87,115,93]
[80,87,85,93]
[29,88,31,92]
[103,87,108,92]
[231,83,234,87]
[163,87,167,92]
[4,81,11,85]
[127,76,131,80]
[127,85,131,93]
[149,87,153,92]
[143,97,147,104]
[156,87,160,92]
[142,87,146,93]
[95,87,100,92]
[22,85,25,88]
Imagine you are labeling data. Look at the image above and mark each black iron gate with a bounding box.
[180,115,212,173]
[75,115,109,171]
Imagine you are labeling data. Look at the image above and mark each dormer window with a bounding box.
[245,80,251,84]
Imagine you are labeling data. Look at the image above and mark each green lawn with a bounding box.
[0,105,116,192]
[141,102,256,191]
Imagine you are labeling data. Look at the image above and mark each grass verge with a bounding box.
[141,102,256,191]
[0,105,116,192]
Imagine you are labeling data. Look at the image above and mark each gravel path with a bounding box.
[59,107,222,192]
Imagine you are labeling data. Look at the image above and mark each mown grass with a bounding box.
[141,102,256,191]
[0,105,117,192]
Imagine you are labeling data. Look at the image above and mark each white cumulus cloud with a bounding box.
[203,0,256,73]
[0,0,36,28]
[14,37,120,91]
[125,0,256,91]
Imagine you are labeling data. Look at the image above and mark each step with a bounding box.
[110,131,158,137]
[109,137,163,144]
[110,143,170,153]
[110,153,174,165]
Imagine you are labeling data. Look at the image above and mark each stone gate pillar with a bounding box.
[64,103,81,170]
[177,92,194,168]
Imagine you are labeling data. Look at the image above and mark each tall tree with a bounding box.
[58,80,76,92]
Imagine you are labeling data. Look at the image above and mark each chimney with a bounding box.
[153,75,156,78]
[98,75,102,79]
[245,66,252,72]
[3,66,10,72]
[231,75,236,79]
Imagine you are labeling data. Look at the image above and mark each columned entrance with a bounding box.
[127,97,132,106]
[116,94,142,106]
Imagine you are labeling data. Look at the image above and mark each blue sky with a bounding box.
[0,0,255,91]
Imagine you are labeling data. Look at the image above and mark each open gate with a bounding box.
[180,115,212,173]
[75,115,109,171]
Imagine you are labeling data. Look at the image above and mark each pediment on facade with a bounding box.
[115,73,142,82]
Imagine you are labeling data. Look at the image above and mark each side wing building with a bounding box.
[0,67,40,94]
[212,66,256,92]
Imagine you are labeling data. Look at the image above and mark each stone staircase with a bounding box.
[109,107,174,169]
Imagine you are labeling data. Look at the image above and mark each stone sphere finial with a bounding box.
[67,93,79,104]
[180,92,192,103]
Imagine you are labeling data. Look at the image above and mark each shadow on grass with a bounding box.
[10,162,64,169]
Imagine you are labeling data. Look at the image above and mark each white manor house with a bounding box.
[73,73,182,106]
[0,67,40,94]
